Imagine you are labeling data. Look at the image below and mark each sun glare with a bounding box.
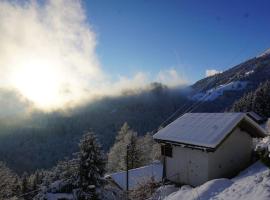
[11,59,62,109]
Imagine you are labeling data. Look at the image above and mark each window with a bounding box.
[161,144,172,157]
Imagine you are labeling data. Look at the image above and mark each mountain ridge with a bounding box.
[188,51,270,112]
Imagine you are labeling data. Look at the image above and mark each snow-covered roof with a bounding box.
[153,113,266,149]
[106,162,163,190]
[247,112,266,124]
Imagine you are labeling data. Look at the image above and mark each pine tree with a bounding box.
[231,81,270,118]
[78,131,105,199]
[0,162,21,199]
[31,170,41,190]
[21,172,29,195]
[115,122,130,142]
[253,81,270,117]
[28,174,37,191]
[231,92,253,112]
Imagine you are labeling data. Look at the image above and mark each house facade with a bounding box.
[153,113,266,186]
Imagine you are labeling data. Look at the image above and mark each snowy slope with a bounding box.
[191,81,248,101]
[189,48,270,111]
[151,161,270,200]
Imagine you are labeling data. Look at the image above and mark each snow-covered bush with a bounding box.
[130,177,161,200]
[255,136,270,167]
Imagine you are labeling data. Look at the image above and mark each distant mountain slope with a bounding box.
[189,50,270,112]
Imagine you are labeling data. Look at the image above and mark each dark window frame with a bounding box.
[161,144,172,157]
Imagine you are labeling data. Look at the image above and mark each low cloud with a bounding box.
[0,0,186,111]
[156,69,186,87]
[205,69,222,77]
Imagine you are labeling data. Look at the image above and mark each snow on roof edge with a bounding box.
[243,115,267,137]
[153,113,265,149]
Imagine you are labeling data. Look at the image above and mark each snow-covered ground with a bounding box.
[191,81,248,101]
[245,70,254,76]
[106,161,163,190]
[150,161,270,200]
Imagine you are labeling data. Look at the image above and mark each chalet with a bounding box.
[153,113,266,186]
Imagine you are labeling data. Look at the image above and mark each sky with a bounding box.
[0,0,270,110]
[84,0,270,82]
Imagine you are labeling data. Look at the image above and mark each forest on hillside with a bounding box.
[0,83,189,173]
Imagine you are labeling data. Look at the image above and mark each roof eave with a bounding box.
[241,116,267,137]
[154,138,215,152]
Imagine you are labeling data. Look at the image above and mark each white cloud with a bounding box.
[0,0,104,109]
[0,0,187,111]
[205,69,222,77]
[95,72,150,95]
[156,69,187,87]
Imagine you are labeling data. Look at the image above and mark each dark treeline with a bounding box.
[231,80,270,117]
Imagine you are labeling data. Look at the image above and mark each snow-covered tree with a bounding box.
[78,131,106,199]
[255,136,270,167]
[0,162,21,199]
[28,170,43,191]
[138,133,161,165]
[116,122,130,142]
[108,123,161,173]
[124,131,141,170]
[107,122,130,172]
[108,123,142,172]
[21,172,29,196]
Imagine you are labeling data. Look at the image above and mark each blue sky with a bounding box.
[84,0,270,83]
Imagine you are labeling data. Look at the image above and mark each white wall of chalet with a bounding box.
[165,127,253,186]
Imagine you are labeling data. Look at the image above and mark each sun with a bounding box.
[10,59,62,109]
